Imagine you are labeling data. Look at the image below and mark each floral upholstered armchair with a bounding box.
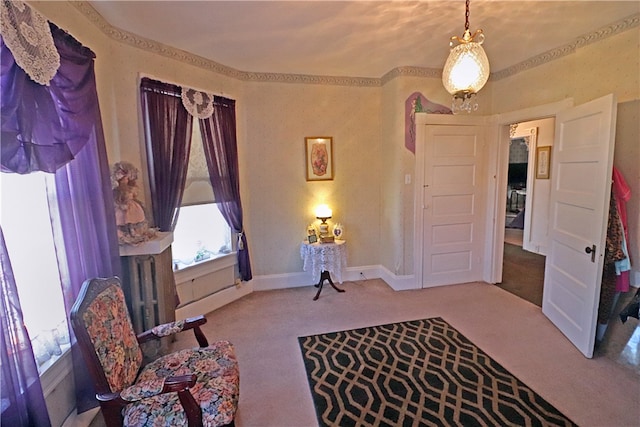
[70,277,239,426]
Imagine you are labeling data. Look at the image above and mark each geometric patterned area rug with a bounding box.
[299,317,577,426]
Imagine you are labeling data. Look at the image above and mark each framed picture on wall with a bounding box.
[305,137,334,181]
[536,146,551,179]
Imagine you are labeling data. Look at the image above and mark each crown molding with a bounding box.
[492,13,639,81]
[381,66,442,85]
[70,2,638,87]
[242,71,381,87]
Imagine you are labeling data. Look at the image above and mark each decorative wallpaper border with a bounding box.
[70,1,638,87]
[492,13,639,81]
[381,66,442,85]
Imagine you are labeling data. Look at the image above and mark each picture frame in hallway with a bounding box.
[535,146,551,179]
[305,137,333,181]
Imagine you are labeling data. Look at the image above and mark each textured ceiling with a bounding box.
[86,1,639,78]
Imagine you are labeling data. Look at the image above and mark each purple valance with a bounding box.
[1,23,98,174]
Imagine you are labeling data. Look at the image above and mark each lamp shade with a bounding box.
[442,39,490,97]
[315,204,332,219]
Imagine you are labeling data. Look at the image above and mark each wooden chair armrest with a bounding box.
[164,374,197,392]
[182,315,207,329]
[137,315,209,346]
[117,375,197,402]
[98,375,201,426]
[182,316,209,347]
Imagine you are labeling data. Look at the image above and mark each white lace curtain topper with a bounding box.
[181,87,214,119]
[0,0,60,85]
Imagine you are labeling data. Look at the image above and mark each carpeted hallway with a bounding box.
[171,279,639,427]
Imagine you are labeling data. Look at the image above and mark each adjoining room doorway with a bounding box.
[500,127,545,306]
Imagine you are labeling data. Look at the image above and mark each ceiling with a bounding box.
[86,1,639,79]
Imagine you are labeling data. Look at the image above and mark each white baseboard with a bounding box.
[175,264,417,317]
[251,264,417,292]
[251,271,313,291]
[379,265,418,291]
[343,265,380,282]
[175,281,254,319]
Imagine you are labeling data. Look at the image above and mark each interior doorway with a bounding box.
[499,128,545,306]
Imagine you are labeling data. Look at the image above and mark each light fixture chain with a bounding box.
[465,0,470,31]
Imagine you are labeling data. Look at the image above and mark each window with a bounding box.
[0,172,70,372]
[171,120,232,271]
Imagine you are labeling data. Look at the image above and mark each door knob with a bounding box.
[585,245,596,262]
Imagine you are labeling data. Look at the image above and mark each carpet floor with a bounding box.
[299,317,576,427]
[166,280,639,427]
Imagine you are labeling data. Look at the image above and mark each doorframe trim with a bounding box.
[486,99,574,284]
[413,114,488,290]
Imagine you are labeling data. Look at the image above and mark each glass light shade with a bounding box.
[315,204,332,219]
[442,41,490,98]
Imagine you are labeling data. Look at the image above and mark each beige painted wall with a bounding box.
[491,29,640,114]
[29,2,639,284]
[241,81,381,275]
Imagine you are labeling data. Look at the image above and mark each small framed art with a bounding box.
[305,137,333,181]
[536,146,551,179]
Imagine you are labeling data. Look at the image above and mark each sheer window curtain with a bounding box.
[1,21,120,419]
[200,97,252,281]
[140,77,193,232]
[0,227,51,426]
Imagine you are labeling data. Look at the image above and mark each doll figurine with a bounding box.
[111,161,157,245]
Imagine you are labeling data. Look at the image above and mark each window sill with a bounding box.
[38,343,71,378]
[174,252,236,284]
[40,344,72,398]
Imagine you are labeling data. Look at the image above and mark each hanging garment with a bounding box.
[615,228,631,292]
[598,191,627,325]
[612,167,632,292]
[612,166,631,242]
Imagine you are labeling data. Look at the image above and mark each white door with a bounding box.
[418,125,485,287]
[542,94,617,358]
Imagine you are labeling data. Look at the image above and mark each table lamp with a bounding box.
[315,204,334,243]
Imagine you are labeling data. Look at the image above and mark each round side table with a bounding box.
[300,240,347,300]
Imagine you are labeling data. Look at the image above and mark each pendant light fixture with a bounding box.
[442,0,490,113]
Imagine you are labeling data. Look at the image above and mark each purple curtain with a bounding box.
[1,25,98,174]
[50,123,121,413]
[1,23,120,414]
[0,227,51,426]
[47,24,121,413]
[200,97,252,281]
[140,77,193,231]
